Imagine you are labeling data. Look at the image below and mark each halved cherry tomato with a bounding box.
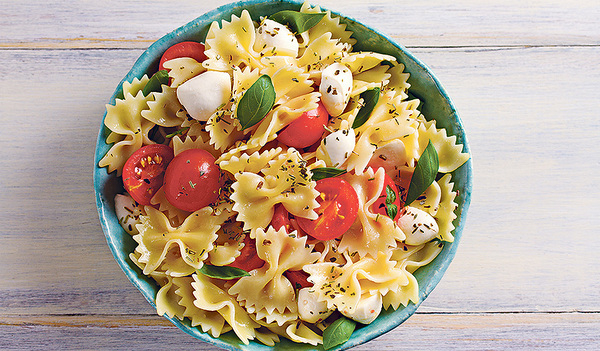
[277,102,329,148]
[284,270,312,289]
[159,41,207,71]
[296,177,359,241]
[122,144,174,206]
[229,234,264,272]
[163,149,221,212]
[270,204,292,232]
[370,171,402,221]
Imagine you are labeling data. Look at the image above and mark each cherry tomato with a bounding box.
[229,234,264,272]
[284,270,312,289]
[277,102,329,148]
[122,144,174,206]
[159,41,207,71]
[270,204,292,232]
[296,177,359,240]
[163,149,221,212]
[370,171,402,221]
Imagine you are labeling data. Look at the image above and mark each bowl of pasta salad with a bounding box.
[93,0,472,349]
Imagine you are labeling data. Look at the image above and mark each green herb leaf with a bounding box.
[165,126,190,138]
[405,141,439,205]
[385,184,396,204]
[269,10,326,34]
[142,69,169,96]
[385,184,398,219]
[352,87,381,129]
[197,264,250,280]
[311,167,347,181]
[236,75,276,130]
[322,316,356,350]
[386,203,398,220]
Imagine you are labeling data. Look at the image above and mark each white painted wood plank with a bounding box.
[0,45,598,317]
[0,313,598,350]
[1,0,599,348]
[412,45,600,312]
[0,0,599,48]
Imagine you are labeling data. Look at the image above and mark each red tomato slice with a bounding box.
[277,102,329,148]
[296,177,359,241]
[163,149,221,212]
[159,41,207,71]
[270,204,292,232]
[229,234,264,272]
[370,171,402,221]
[284,270,312,289]
[122,144,174,206]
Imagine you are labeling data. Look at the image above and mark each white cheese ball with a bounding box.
[255,19,299,57]
[368,139,408,175]
[176,71,231,121]
[114,193,142,235]
[320,128,355,167]
[397,206,439,245]
[297,287,333,324]
[341,293,382,324]
[319,63,353,117]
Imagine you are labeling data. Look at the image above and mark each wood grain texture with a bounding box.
[1,313,598,350]
[1,0,599,48]
[1,0,599,349]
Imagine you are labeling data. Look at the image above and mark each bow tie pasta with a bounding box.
[100,2,470,347]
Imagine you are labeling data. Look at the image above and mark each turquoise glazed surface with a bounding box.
[93,0,473,350]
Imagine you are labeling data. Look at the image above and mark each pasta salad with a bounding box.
[98,2,470,348]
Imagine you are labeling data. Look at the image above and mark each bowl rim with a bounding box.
[93,0,473,350]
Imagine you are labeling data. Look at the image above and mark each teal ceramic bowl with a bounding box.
[93,0,472,349]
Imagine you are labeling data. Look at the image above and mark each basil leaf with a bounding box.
[236,75,276,130]
[405,141,439,205]
[385,184,396,204]
[142,69,169,96]
[386,203,398,220]
[197,264,249,280]
[311,167,346,181]
[322,316,356,350]
[269,10,326,34]
[385,184,398,219]
[352,87,380,129]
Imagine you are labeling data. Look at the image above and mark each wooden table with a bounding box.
[1,0,599,349]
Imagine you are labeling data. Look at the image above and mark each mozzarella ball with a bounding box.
[397,206,439,245]
[114,193,142,235]
[319,128,355,167]
[368,140,408,175]
[297,288,333,323]
[176,71,231,121]
[255,19,299,57]
[341,293,382,324]
[319,63,353,117]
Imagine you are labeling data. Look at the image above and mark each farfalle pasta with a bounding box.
[99,2,470,347]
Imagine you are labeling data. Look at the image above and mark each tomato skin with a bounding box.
[284,270,312,289]
[370,171,402,221]
[271,204,292,232]
[296,177,359,241]
[163,149,221,212]
[277,102,329,148]
[159,41,207,71]
[122,144,174,206]
[229,234,264,272]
